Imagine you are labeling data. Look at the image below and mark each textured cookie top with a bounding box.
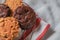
[0,17,20,40]
[13,3,36,30]
[4,0,22,12]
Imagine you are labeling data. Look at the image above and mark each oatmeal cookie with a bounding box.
[0,17,21,40]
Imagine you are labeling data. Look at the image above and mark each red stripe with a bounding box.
[19,18,41,40]
[36,24,50,40]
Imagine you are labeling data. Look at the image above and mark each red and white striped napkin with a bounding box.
[19,17,50,40]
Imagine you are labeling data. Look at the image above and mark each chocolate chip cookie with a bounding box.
[13,3,36,30]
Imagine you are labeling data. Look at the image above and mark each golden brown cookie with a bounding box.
[0,17,21,40]
[4,0,23,12]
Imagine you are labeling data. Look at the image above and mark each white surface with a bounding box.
[0,0,5,4]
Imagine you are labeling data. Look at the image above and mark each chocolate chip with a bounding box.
[4,34,8,38]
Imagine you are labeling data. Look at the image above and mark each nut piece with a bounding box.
[0,17,21,40]
[4,0,23,12]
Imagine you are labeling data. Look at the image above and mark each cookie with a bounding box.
[0,17,21,40]
[4,0,23,12]
[13,3,36,30]
[0,4,11,17]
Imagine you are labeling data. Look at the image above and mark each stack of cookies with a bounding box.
[0,0,36,40]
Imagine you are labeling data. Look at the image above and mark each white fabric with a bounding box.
[31,19,49,40]
[23,0,60,40]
